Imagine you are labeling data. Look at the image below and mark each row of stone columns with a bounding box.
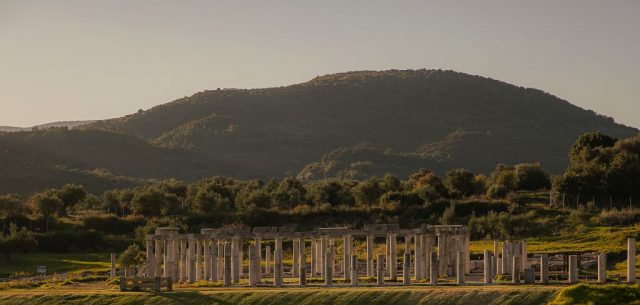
[481,237,638,285]
[145,226,471,286]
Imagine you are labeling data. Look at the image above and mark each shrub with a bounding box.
[596,208,640,226]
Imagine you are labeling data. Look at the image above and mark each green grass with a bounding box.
[548,284,640,305]
[0,286,559,305]
[0,253,110,277]
[470,226,640,255]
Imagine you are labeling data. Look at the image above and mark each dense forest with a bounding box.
[0,132,639,259]
[1,70,637,195]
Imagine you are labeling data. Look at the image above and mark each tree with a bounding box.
[353,178,384,206]
[444,168,475,198]
[0,194,24,229]
[0,223,38,260]
[118,244,146,275]
[514,163,550,190]
[56,184,87,216]
[131,187,168,217]
[271,177,307,209]
[27,190,62,232]
[405,170,448,202]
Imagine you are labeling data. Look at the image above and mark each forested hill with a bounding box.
[1,69,637,194]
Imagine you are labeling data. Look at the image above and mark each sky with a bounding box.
[1,0,639,128]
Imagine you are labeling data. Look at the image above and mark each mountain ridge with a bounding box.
[1,69,637,194]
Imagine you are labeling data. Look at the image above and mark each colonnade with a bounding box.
[144,224,470,286]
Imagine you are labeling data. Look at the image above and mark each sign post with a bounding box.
[37,265,46,276]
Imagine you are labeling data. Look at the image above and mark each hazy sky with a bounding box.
[1,0,639,128]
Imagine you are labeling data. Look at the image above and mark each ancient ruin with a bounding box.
[143,224,469,286]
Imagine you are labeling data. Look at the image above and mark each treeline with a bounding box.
[0,132,638,257]
[3,163,549,222]
[553,132,640,207]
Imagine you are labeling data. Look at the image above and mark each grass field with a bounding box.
[0,253,110,277]
[470,226,640,255]
[0,285,561,305]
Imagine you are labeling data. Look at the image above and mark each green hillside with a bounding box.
[1,69,637,194]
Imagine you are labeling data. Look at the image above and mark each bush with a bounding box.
[487,184,508,199]
[596,208,640,226]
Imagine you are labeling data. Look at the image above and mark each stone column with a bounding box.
[501,241,509,275]
[255,237,262,276]
[343,235,352,280]
[293,238,300,277]
[315,239,321,275]
[512,256,521,284]
[265,245,272,275]
[456,251,465,284]
[540,254,549,284]
[385,236,390,275]
[329,238,336,274]
[424,235,433,279]
[324,243,334,286]
[568,255,577,284]
[231,237,240,284]
[521,241,528,273]
[366,235,374,277]
[170,239,178,280]
[210,240,217,281]
[628,238,636,284]
[198,240,211,280]
[597,253,606,284]
[180,240,187,282]
[195,240,202,281]
[389,234,397,281]
[217,241,224,280]
[376,254,385,285]
[274,238,283,287]
[320,237,327,278]
[492,241,499,276]
[299,239,307,286]
[414,234,423,280]
[249,244,258,286]
[223,242,231,287]
[350,254,358,287]
[239,248,244,277]
[484,249,492,284]
[154,239,162,277]
[403,253,411,285]
[437,234,446,276]
[146,240,154,277]
[188,239,196,283]
[429,252,438,285]
[310,239,317,276]
[110,253,116,278]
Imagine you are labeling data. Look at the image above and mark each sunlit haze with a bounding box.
[1,0,639,128]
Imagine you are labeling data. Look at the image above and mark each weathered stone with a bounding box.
[429,252,438,285]
[377,254,385,285]
[523,268,535,284]
[540,254,549,284]
[483,249,492,284]
[403,253,411,285]
[223,242,231,287]
[628,238,636,284]
[456,251,465,284]
[299,240,307,286]
[568,255,578,284]
[598,252,606,284]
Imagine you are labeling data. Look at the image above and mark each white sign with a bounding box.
[37,266,46,275]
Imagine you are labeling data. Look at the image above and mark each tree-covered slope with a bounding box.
[88,69,637,178]
[2,69,636,194]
